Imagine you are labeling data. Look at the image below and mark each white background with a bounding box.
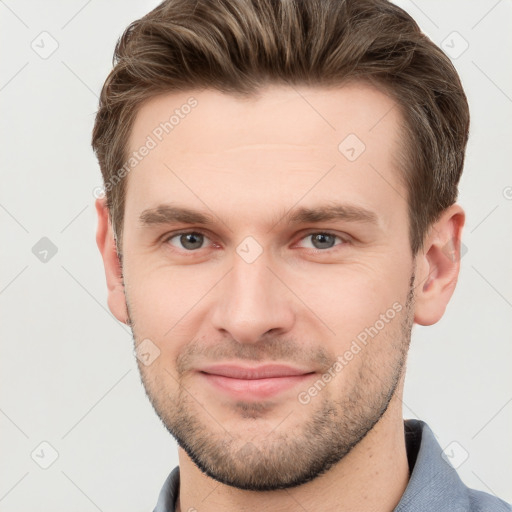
[1,1,511,510]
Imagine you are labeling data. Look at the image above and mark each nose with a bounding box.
[210,252,296,345]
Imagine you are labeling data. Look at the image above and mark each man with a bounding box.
[92,0,511,510]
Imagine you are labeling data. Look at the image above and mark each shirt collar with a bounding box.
[394,419,470,511]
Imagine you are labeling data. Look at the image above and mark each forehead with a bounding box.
[128,83,402,155]
[124,84,407,230]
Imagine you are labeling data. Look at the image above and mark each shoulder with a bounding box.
[467,488,512,512]
[396,420,511,512]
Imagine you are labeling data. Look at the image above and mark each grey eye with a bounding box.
[169,232,206,250]
[298,232,343,250]
[310,233,336,249]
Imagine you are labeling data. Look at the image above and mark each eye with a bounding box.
[296,232,346,250]
[163,230,348,254]
[166,231,210,251]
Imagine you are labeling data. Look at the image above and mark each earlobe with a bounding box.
[95,198,129,324]
[413,204,466,326]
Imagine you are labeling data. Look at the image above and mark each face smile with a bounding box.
[108,83,420,490]
[197,363,316,401]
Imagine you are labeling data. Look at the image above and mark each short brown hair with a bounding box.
[91,0,470,255]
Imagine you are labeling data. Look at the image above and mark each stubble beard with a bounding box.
[130,272,416,491]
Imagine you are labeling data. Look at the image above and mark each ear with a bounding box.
[413,203,466,326]
[95,198,129,324]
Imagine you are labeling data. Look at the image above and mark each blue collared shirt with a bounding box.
[153,419,511,511]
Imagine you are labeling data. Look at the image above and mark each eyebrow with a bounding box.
[138,202,379,229]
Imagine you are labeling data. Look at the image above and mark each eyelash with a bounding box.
[162,229,349,255]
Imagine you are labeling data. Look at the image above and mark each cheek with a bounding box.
[125,240,410,347]
[286,260,406,341]
[125,265,209,350]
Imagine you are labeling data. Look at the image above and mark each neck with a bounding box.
[176,389,409,512]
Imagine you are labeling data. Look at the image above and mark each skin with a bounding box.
[96,84,465,512]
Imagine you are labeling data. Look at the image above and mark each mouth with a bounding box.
[197,364,316,400]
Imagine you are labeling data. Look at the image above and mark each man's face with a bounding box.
[120,84,416,490]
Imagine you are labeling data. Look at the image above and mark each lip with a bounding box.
[198,364,315,400]
[199,364,312,379]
